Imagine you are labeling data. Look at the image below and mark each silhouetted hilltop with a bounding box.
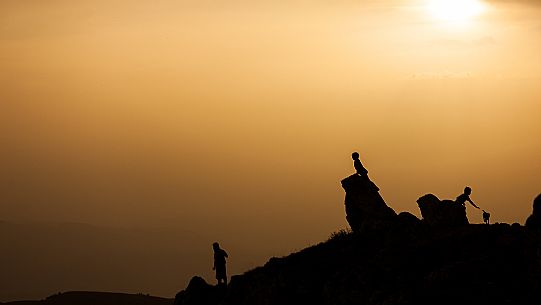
[0,292,171,305]
[177,222,541,305]
[175,175,541,305]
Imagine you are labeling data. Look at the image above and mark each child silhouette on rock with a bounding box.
[352,152,368,177]
[351,152,379,192]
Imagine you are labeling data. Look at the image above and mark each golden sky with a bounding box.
[1,0,540,299]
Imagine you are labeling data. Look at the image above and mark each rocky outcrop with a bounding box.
[417,194,468,226]
[525,194,541,229]
[340,174,396,232]
[177,224,541,305]
[174,276,225,305]
[172,167,541,305]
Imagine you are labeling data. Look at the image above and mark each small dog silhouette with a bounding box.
[482,210,491,225]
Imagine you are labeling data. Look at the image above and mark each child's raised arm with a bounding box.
[468,198,480,209]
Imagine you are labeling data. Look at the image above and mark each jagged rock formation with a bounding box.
[340,174,396,232]
[417,194,468,226]
[174,276,225,305]
[173,179,541,305]
[525,194,541,229]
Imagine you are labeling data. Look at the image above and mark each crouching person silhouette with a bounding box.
[455,187,480,210]
[351,152,368,177]
[212,242,229,286]
[351,152,379,192]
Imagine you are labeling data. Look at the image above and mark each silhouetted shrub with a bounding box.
[328,229,352,242]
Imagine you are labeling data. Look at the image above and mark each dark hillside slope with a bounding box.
[176,176,541,305]
[177,221,541,305]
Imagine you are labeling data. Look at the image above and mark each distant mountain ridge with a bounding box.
[0,221,208,301]
[0,291,171,305]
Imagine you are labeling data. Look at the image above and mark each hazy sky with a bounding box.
[1,0,540,300]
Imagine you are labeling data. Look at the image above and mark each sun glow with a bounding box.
[427,0,486,22]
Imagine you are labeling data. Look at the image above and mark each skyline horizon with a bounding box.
[2,0,540,302]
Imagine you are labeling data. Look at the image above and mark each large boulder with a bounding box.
[525,194,541,229]
[174,276,225,305]
[417,194,468,226]
[340,174,396,232]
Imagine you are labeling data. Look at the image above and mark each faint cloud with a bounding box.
[474,36,497,46]
[430,36,496,48]
[407,71,474,80]
[487,0,541,6]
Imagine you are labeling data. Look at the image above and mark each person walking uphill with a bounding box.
[212,242,229,286]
